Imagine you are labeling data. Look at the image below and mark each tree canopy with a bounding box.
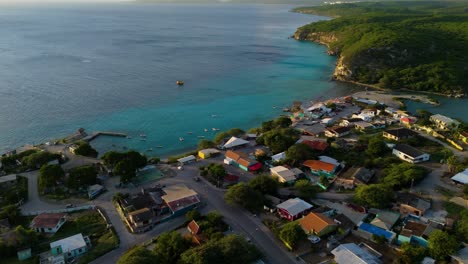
[224,183,263,213]
[66,165,97,189]
[117,246,154,264]
[249,175,278,195]
[397,243,427,264]
[294,1,468,95]
[39,164,65,193]
[294,179,316,201]
[285,143,317,166]
[428,230,459,261]
[180,235,261,264]
[279,222,306,249]
[381,163,428,189]
[102,151,147,183]
[257,128,299,154]
[152,231,190,264]
[73,141,98,158]
[354,184,394,208]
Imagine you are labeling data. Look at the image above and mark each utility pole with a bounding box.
[410,178,414,193]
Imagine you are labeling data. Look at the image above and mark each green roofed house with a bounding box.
[370,210,400,231]
[17,248,32,261]
[50,233,91,261]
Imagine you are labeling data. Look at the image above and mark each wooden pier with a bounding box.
[83,131,128,142]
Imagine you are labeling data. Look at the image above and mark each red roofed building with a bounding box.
[162,185,201,216]
[301,140,329,152]
[303,160,337,178]
[186,220,206,245]
[400,116,417,126]
[31,213,66,233]
[225,150,262,172]
[187,220,201,235]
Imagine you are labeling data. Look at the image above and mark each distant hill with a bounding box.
[136,0,323,4]
[293,1,468,96]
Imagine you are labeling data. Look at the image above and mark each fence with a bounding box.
[21,205,96,216]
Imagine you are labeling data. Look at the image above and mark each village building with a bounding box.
[177,155,196,165]
[430,114,460,129]
[162,184,201,216]
[270,166,301,184]
[357,222,396,242]
[197,148,220,159]
[395,192,431,217]
[127,208,153,232]
[451,168,468,185]
[222,137,249,149]
[392,144,430,163]
[451,247,468,264]
[325,126,351,138]
[49,233,90,261]
[299,139,329,152]
[383,128,417,141]
[340,118,363,127]
[400,116,417,126]
[271,152,286,163]
[369,210,400,231]
[335,167,375,189]
[276,198,313,221]
[88,184,105,199]
[331,243,382,264]
[225,150,262,172]
[303,160,338,178]
[186,220,206,245]
[354,121,375,131]
[299,212,337,237]
[31,213,66,234]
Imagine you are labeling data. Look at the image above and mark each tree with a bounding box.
[428,230,459,261]
[152,231,190,264]
[102,151,126,167]
[294,179,316,200]
[117,246,154,264]
[206,211,224,228]
[214,132,230,144]
[102,151,147,183]
[73,141,98,158]
[354,184,394,208]
[226,128,245,137]
[249,175,278,195]
[319,175,328,187]
[198,139,216,150]
[180,235,261,264]
[22,151,60,169]
[366,136,388,157]
[207,163,226,187]
[381,163,428,189]
[186,209,202,222]
[258,128,299,153]
[224,183,263,213]
[14,225,40,248]
[39,164,64,193]
[285,143,316,166]
[115,159,136,183]
[0,205,20,224]
[273,116,292,129]
[66,165,97,189]
[398,243,426,264]
[279,222,306,249]
[447,155,462,173]
[455,209,468,242]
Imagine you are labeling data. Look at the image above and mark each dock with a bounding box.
[83,131,128,142]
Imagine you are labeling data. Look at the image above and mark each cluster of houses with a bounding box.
[265,189,460,264]
[116,184,200,233]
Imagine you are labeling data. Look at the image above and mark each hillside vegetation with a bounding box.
[293,1,468,96]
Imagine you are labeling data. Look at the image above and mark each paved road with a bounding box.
[20,170,63,213]
[175,164,299,264]
[316,192,353,201]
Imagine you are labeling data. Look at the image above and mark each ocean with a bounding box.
[0,3,361,157]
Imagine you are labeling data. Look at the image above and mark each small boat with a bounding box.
[211,114,218,118]
[140,134,146,138]
[176,80,184,86]
[197,136,205,138]
[212,128,220,131]
[179,137,185,141]
[127,136,132,139]
[140,138,146,141]
[156,146,163,148]
[204,128,208,132]
[187,131,193,134]
[146,148,153,152]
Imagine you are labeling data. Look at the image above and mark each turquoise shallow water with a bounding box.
[0,3,358,156]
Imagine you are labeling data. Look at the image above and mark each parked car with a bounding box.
[193,177,200,182]
[66,203,75,208]
[307,235,321,244]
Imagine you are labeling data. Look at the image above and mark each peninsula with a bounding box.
[293,1,468,97]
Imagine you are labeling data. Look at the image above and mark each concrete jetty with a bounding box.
[83,131,128,142]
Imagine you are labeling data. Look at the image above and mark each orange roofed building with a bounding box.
[303,160,338,178]
[300,212,338,237]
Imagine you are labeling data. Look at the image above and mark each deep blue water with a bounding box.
[0,3,359,157]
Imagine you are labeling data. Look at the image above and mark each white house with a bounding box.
[331,243,381,264]
[222,137,249,149]
[31,213,67,234]
[177,155,196,165]
[271,152,286,163]
[430,114,460,129]
[451,169,468,185]
[270,166,301,184]
[392,144,430,163]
